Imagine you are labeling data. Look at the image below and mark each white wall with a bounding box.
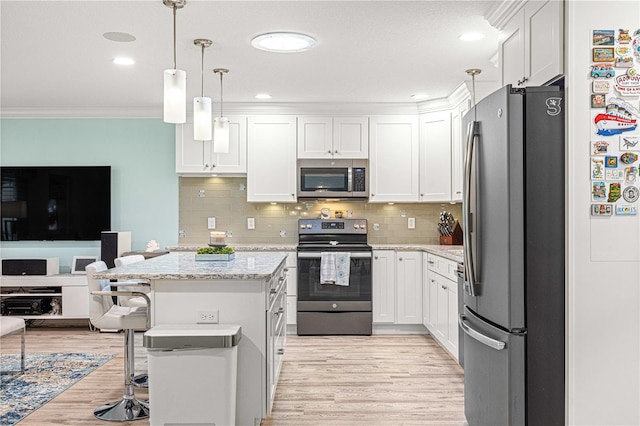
[566,2,640,424]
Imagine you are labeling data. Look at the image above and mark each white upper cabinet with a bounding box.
[175,116,247,175]
[419,111,452,202]
[369,115,419,202]
[451,99,469,202]
[297,116,368,159]
[247,115,297,203]
[500,0,563,87]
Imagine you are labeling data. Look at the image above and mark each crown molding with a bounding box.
[1,102,421,119]
[485,0,526,30]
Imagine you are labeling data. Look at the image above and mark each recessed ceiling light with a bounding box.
[255,93,272,100]
[251,32,317,53]
[103,32,136,42]
[411,93,429,101]
[113,57,135,65]
[459,32,485,42]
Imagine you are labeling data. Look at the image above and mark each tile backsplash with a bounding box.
[179,177,462,245]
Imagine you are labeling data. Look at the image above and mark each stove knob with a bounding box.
[306,224,312,229]
[300,224,305,229]
[353,224,360,229]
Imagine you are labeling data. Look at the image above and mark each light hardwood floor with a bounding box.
[3,325,465,425]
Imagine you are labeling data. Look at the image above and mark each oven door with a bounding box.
[297,251,372,303]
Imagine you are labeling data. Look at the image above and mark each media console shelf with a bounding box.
[0,274,89,319]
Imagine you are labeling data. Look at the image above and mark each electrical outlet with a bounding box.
[373,223,380,231]
[408,217,416,229]
[247,217,255,230]
[196,309,219,324]
[207,217,216,229]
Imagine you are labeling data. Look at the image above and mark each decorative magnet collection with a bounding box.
[591,28,640,217]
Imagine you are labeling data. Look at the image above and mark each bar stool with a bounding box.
[86,260,150,421]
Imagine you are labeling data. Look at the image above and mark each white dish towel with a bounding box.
[334,252,351,286]
[320,252,337,284]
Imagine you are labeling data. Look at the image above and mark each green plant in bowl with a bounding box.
[196,247,235,255]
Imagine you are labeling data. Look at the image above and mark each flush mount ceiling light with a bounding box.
[213,68,230,153]
[459,32,485,42]
[113,57,135,65]
[193,39,213,141]
[163,0,187,124]
[251,32,317,53]
[255,93,272,100]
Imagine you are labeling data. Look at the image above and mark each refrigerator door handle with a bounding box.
[459,314,506,351]
[463,120,479,296]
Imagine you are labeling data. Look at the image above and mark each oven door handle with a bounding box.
[297,252,372,259]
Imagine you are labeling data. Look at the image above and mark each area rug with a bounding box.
[0,352,115,425]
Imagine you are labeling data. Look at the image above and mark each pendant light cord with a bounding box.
[172,5,177,70]
[219,72,224,117]
[200,44,205,97]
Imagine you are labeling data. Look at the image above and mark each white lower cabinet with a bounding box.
[372,250,396,323]
[395,251,422,324]
[284,253,297,326]
[424,253,459,360]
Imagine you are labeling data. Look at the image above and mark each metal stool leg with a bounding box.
[94,329,149,421]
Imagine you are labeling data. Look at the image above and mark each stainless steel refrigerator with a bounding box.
[461,84,565,426]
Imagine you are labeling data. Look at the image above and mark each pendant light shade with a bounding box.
[164,69,186,123]
[163,0,187,124]
[213,68,230,153]
[193,39,213,141]
[194,96,212,140]
[213,117,230,153]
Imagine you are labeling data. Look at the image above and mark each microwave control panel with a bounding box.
[353,168,366,192]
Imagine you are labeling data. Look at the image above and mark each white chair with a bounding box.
[86,260,150,422]
[114,255,150,308]
[0,316,25,377]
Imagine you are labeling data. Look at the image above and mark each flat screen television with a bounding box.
[1,166,111,241]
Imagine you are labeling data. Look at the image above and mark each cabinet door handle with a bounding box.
[327,150,332,154]
[334,150,339,154]
[277,349,285,355]
[270,288,277,294]
[441,285,448,290]
[427,260,435,265]
[398,258,403,261]
[374,256,379,260]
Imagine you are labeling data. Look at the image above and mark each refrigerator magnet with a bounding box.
[592,140,610,155]
[616,204,637,215]
[591,157,605,179]
[620,135,639,150]
[591,204,613,216]
[606,169,625,181]
[592,181,607,201]
[614,74,640,95]
[605,156,618,167]
[625,166,638,183]
[623,185,639,202]
[591,94,606,108]
[593,30,615,46]
[608,183,622,202]
[614,56,634,68]
[618,29,632,44]
[593,47,615,62]
[621,152,639,164]
[592,80,611,93]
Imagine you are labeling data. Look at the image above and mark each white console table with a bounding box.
[0,274,89,319]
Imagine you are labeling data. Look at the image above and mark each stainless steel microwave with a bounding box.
[297,159,368,199]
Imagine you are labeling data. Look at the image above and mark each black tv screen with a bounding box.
[1,166,111,241]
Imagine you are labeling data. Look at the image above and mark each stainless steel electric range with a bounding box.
[296,218,372,335]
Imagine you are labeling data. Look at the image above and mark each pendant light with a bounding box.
[163,0,187,124]
[193,39,212,141]
[213,68,230,153]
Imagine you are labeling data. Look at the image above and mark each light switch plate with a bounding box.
[408,217,416,229]
[207,217,216,229]
[247,217,255,230]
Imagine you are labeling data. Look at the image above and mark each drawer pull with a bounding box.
[277,349,285,355]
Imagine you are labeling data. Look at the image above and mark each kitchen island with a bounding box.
[94,251,289,426]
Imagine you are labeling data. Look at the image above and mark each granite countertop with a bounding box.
[167,244,297,252]
[371,244,464,264]
[94,252,288,281]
